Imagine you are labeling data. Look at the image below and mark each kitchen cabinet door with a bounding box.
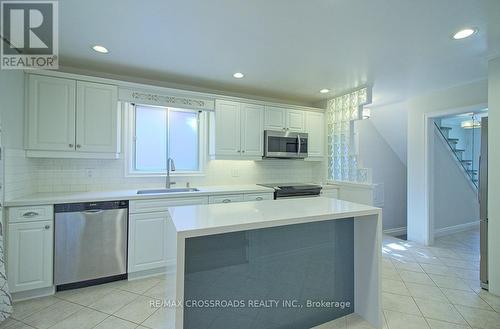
[287,110,305,132]
[240,103,264,157]
[215,100,242,156]
[76,81,118,153]
[7,221,53,292]
[305,111,325,157]
[27,75,76,151]
[128,212,168,273]
[264,106,286,131]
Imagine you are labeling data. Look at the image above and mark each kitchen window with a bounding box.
[129,104,204,175]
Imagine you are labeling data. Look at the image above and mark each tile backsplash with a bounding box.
[4,149,325,200]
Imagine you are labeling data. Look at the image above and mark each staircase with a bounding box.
[434,123,479,188]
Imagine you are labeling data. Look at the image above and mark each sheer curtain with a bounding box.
[0,139,13,321]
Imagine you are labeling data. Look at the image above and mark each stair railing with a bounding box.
[433,121,478,189]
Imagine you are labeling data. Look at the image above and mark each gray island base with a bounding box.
[164,197,382,329]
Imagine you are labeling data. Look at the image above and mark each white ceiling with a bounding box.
[58,0,499,106]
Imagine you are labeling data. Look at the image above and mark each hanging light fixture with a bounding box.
[461,120,481,129]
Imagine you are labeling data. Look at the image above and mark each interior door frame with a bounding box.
[424,102,487,245]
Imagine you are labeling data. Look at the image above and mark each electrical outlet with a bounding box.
[85,168,94,178]
[231,169,239,177]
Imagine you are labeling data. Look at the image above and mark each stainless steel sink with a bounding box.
[137,188,199,194]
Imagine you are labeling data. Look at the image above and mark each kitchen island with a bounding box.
[164,197,382,329]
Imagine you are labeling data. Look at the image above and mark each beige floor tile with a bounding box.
[413,298,467,325]
[88,290,139,315]
[143,281,176,300]
[0,318,35,329]
[382,292,421,315]
[141,307,175,329]
[405,282,448,302]
[56,285,116,306]
[345,313,374,329]
[93,316,138,329]
[114,295,157,324]
[428,274,472,291]
[11,296,59,320]
[420,264,453,276]
[478,290,500,312]
[426,318,471,329]
[117,277,161,295]
[312,316,347,328]
[22,300,83,329]
[393,261,424,273]
[384,310,429,329]
[399,271,435,286]
[448,267,479,281]
[442,288,493,310]
[382,279,410,296]
[415,255,443,265]
[381,268,401,281]
[49,307,108,329]
[455,304,500,329]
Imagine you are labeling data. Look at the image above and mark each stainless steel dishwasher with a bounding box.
[54,200,128,290]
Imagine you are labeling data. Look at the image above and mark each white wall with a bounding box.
[407,79,488,245]
[488,57,500,295]
[0,71,24,149]
[369,102,408,165]
[432,127,479,232]
[356,119,407,232]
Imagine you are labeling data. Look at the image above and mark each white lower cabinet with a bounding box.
[128,212,169,273]
[208,194,245,204]
[7,220,53,293]
[243,193,274,202]
[128,196,209,274]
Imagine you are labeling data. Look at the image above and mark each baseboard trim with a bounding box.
[384,227,407,237]
[434,221,480,238]
[12,286,55,302]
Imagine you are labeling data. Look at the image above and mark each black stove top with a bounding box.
[257,183,322,198]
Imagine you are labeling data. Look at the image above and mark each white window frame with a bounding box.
[124,102,207,177]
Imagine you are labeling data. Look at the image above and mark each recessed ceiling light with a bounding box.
[92,45,109,53]
[452,28,476,40]
[319,89,330,94]
[233,72,244,79]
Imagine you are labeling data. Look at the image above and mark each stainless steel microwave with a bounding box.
[263,130,308,159]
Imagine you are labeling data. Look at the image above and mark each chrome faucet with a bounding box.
[166,158,176,189]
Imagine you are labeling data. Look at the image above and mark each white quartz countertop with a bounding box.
[168,197,381,238]
[4,185,275,206]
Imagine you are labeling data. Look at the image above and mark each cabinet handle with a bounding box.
[237,150,241,153]
[222,199,231,203]
[69,144,74,148]
[44,225,50,230]
[76,144,81,149]
[242,150,245,153]
[256,197,263,201]
[22,211,39,218]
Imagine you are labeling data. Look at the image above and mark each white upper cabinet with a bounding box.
[26,74,119,158]
[240,103,264,156]
[214,100,241,156]
[305,111,325,158]
[264,106,305,132]
[76,81,118,153]
[264,106,286,131]
[213,100,264,159]
[287,110,305,132]
[27,75,76,151]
